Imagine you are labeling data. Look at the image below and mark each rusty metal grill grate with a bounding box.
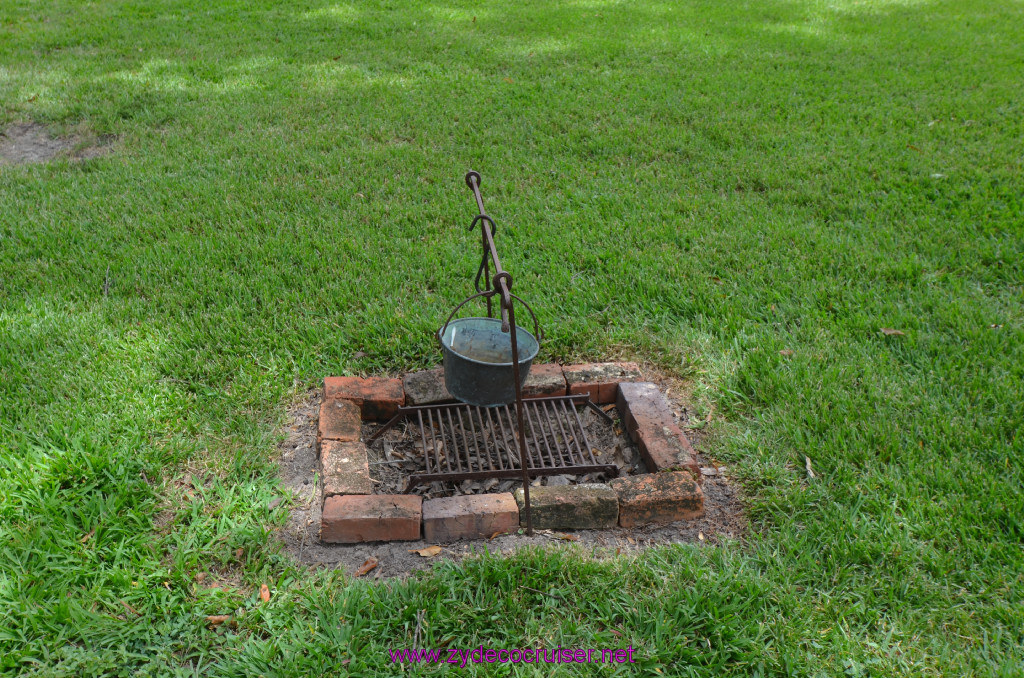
[368,394,619,493]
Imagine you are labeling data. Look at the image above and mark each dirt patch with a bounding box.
[277,384,746,580]
[0,122,115,165]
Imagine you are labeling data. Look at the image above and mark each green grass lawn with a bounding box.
[1,0,1022,674]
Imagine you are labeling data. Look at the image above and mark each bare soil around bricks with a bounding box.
[277,386,747,579]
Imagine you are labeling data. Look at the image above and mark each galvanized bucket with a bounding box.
[438,317,539,407]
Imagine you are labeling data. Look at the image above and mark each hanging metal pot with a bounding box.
[438,316,539,407]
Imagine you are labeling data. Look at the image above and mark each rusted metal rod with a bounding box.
[466,171,516,331]
[465,170,534,534]
[505,299,534,535]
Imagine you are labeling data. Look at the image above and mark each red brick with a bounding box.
[324,376,404,420]
[609,472,704,528]
[422,493,519,542]
[564,362,642,403]
[319,440,372,498]
[616,381,675,439]
[522,363,567,399]
[637,423,700,477]
[616,382,699,479]
[318,398,361,445]
[321,494,422,543]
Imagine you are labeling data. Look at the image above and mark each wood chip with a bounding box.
[205,614,231,628]
[353,557,379,577]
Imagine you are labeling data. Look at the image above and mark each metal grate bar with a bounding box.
[568,400,600,466]
[415,409,431,474]
[520,402,543,468]
[367,394,618,492]
[494,405,514,468]
[502,404,524,466]
[547,399,575,467]
[529,400,556,468]
[562,399,586,466]
[475,407,495,473]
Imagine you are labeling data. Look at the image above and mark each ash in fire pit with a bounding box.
[365,403,646,499]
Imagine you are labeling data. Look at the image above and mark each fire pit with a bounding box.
[367,171,617,534]
[309,173,707,545]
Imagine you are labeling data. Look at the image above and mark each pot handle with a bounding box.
[439,291,542,345]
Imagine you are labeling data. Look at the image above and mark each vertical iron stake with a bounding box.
[506,301,534,535]
[464,169,533,533]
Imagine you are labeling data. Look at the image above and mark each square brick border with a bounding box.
[318,363,704,543]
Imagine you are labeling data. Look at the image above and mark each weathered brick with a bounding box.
[615,382,698,478]
[637,423,700,477]
[319,440,372,498]
[324,376,404,420]
[609,472,703,528]
[403,367,455,406]
[522,363,568,398]
[422,493,519,542]
[318,398,361,446]
[564,362,642,404]
[615,381,675,439]
[513,484,618,529]
[321,494,422,543]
